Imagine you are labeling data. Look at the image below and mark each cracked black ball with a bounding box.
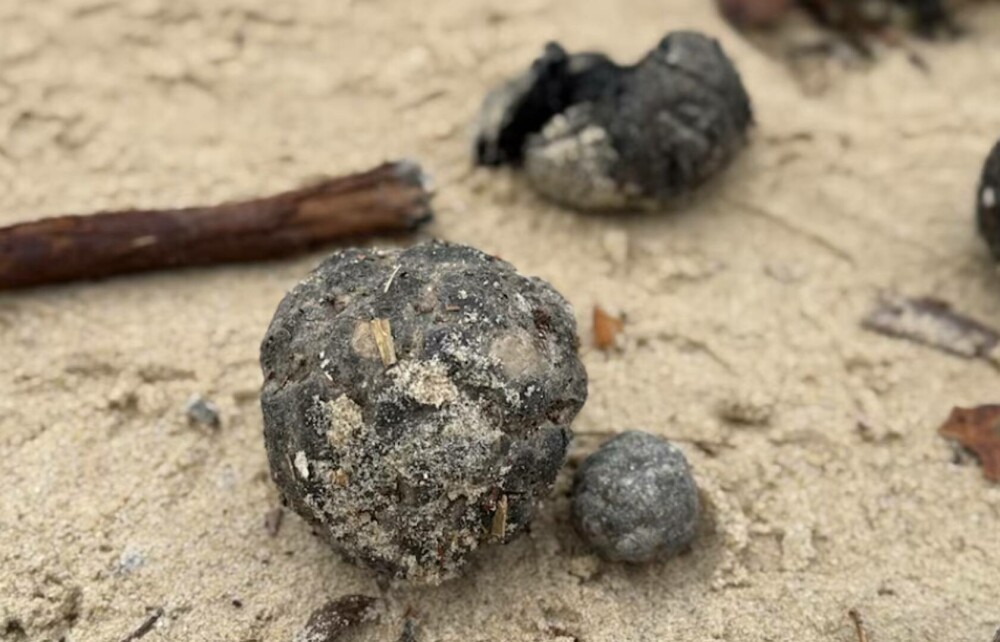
[572,431,699,563]
[474,31,753,210]
[260,241,588,583]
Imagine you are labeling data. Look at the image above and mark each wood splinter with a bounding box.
[848,608,870,642]
[0,161,433,290]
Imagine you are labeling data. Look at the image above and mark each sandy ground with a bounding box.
[2,1,1000,640]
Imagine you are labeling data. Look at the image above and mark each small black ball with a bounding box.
[572,431,699,563]
[977,140,1000,261]
[474,31,753,210]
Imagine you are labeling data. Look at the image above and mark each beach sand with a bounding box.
[2,1,999,640]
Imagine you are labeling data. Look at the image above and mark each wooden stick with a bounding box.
[0,161,432,289]
[848,609,870,642]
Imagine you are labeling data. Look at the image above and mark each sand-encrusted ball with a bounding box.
[977,139,1000,260]
[260,241,588,583]
[572,431,699,563]
[474,31,752,210]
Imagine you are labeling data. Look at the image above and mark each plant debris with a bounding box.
[848,608,870,642]
[0,161,433,290]
[861,296,1000,362]
[718,0,960,42]
[120,608,163,642]
[593,306,624,350]
[490,494,508,541]
[938,406,1000,482]
[297,595,379,642]
[370,318,398,367]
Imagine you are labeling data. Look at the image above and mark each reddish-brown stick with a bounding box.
[0,161,433,290]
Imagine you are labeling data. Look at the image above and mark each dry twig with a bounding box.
[0,161,432,289]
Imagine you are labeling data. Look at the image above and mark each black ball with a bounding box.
[260,241,587,583]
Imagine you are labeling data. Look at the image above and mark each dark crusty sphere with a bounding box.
[473,31,752,210]
[977,139,1000,260]
[572,431,699,563]
[260,241,587,583]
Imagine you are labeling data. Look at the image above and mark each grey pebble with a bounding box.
[116,545,146,576]
[185,394,220,428]
[260,241,588,583]
[572,431,699,563]
[474,31,752,211]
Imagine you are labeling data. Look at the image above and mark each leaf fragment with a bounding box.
[938,405,1000,482]
[593,306,624,350]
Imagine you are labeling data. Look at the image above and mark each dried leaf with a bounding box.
[938,406,1000,482]
[862,296,1000,361]
[593,306,624,350]
[299,595,379,642]
[370,318,397,367]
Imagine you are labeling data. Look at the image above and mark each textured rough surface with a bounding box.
[977,139,1000,260]
[474,31,753,210]
[260,241,587,583]
[4,1,1000,640]
[572,431,700,562]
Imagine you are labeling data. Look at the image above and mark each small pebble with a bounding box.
[116,545,146,576]
[185,394,220,428]
[977,139,1000,260]
[572,431,699,562]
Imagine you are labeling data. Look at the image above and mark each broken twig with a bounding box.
[120,608,163,642]
[848,609,870,642]
[491,494,508,541]
[0,161,432,289]
[861,295,1000,362]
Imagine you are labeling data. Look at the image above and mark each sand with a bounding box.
[2,1,1000,640]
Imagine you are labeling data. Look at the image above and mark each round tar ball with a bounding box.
[572,431,699,563]
[260,241,588,583]
[525,32,753,210]
[977,139,1000,261]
